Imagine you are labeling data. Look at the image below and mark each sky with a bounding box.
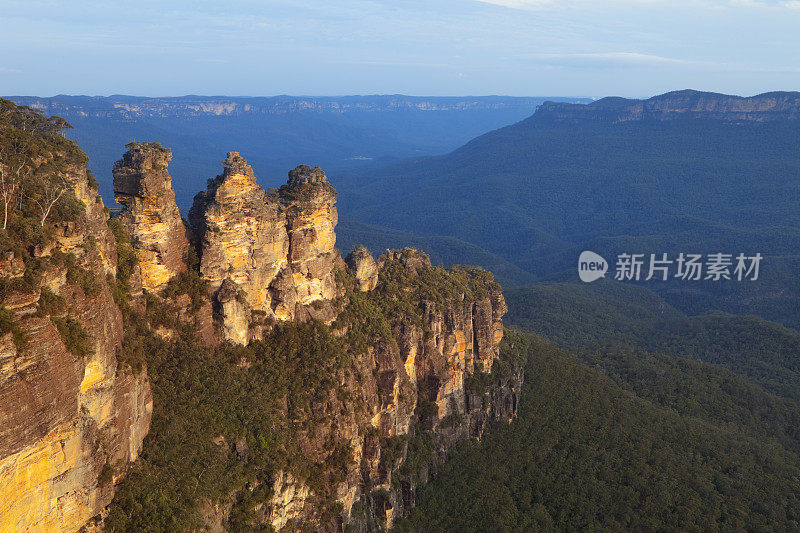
[1,0,799,98]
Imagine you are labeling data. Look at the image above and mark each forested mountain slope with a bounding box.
[334,90,800,325]
[400,330,800,531]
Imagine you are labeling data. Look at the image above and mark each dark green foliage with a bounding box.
[334,254,500,357]
[439,411,463,429]
[0,305,26,349]
[397,431,435,485]
[380,435,407,474]
[403,330,800,531]
[86,168,99,190]
[97,463,114,487]
[162,248,208,310]
[106,217,137,310]
[580,342,800,456]
[106,249,502,530]
[506,281,800,402]
[0,99,87,240]
[105,322,355,531]
[53,316,93,358]
[36,286,66,316]
[66,261,100,298]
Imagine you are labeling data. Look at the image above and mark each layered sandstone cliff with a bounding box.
[189,154,338,344]
[0,117,519,531]
[106,146,519,531]
[536,89,800,123]
[252,247,518,531]
[113,142,189,292]
[0,140,152,531]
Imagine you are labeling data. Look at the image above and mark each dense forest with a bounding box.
[400,329,800,531]
[506,281,800,401]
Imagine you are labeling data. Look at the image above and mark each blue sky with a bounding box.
[1,0,799,98]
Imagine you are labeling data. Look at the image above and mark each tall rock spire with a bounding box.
[189,156,339,344]
[112,142,189,292]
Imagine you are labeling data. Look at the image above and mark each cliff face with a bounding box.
[112,142,189,292]
[256,247,519,531]
[345,245,379,292]
[0,121,152,531]
[1,110,519,531]
[536,90,800,123]
[189,154,338,344]
[109,145,519,530]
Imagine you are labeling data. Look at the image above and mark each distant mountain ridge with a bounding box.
[333,89,800,325]
[3,94,589,212]
[8,94,569,118]
[537,89,800,123]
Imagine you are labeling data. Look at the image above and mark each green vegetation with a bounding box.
[53,316,93,358]
[104,319,354,531]
[402,281,800,530]
[106,217,136,293]
[0,98,86,248]
[0,305,26,349]
[401,330,800,531]
[0,99,100,358]
[105,249,505,530]
[162,249,208,312]
[36,286,66,316]
[506,281,800,402]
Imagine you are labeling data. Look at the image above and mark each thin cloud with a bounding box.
[474,0,555,8]
[476,0,800,8]
[526,52,800,73]
[527,52,702,69]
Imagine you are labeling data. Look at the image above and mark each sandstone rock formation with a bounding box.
[189,154,338,343]
[345,245,379,291]
[0,152,151,532]
[2,96,521,533]
[113,142,188,292]
[254,247,517,531]
[280,164,338,308]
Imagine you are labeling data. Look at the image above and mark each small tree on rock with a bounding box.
[26,173,70,227]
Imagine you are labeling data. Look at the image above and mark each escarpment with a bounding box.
[189,154,338,344]
[105,142,521,531]
[0,101,151,532]
[112,142,189,292]
[3,103,522,533]
[257,247,519,531]
[536,89,800,123]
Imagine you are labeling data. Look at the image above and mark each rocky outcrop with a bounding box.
[254,247,519,531]
[536,90,800,123]
[2,107,520,532]
[190,154,338,343]
[113,142,189,292]
[345,245,379,292]
[0,154,152,532]
[281,164,339,307]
